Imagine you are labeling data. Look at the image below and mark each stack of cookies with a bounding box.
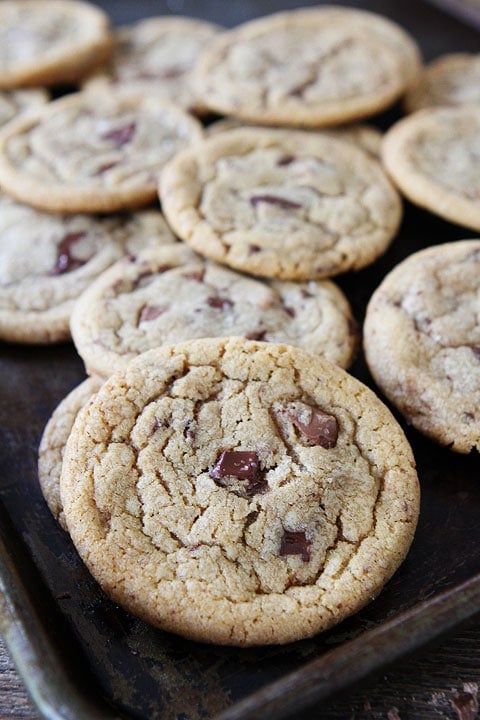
[12,0,480,646]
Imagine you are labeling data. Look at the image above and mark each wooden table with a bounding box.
[2,626,480,719]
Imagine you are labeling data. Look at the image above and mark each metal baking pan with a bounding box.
[1,2,480,718]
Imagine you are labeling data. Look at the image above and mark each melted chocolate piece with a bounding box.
[133,265,173,289]
[207,296,234,310]
[249,245,261,254]
[280,530,311,562]
[96,160,119,174]
[277,155,295,166]
[285,306,296,318]
[470,346,480,361]
[250,194,302,211]
[51,232,86,275]
[102,122,136,147]
[210,450,260,481]
[288,404,338,448]
[139,305,167,322]
[245,331,267,341]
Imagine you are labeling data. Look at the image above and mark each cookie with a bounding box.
[60,337,419,646]
[193,6,421,127]
[382,106,480,231]
[159,127,402,280]
[83,16,221,114]
[38,376,102,530]
[0,0,112,89]
[364,240,480,453]
[206,119,383,159]
[404,53,480,113]
[0,89,204,214]
[70,244,359,378]
[0,88,49,129]
[0,191,176,344]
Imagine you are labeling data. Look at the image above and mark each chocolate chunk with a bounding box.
[301,289,313,299]
[249,245,261,254]
[139,305,167,322]
[250,194,302,210]
[51,232,86,275]
[245,331,267,341]
[470,346,480,361]
[277,155,295,166]
[210,450,260,481]
[207,296,234,310]
[280,530,311,562]
[96,160,119,174]
[133,265,173,289]
[285,306,296,318]
[102,122,136,147]
[288,403,338,448]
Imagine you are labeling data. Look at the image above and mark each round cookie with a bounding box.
[382,106,480,231]
[60,337,419,646]
[193,6,421,127]
[159,127,402,280]
[0,192,176,344]
[0,89,204,214]
[0,0,113,89]
[404,53,480,113]
[364,240,480,453]
[0,88,49,130]
[206,119,383,159]
[83,16,221,114]
[70,244,359,378]
[38,376,103,530]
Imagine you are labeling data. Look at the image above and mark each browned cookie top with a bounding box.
[0,89,204,213]
[70,244,359,377]
[60,337,419,646]
[194,6,421,126]
[0,0,113,88]
[159,127,402,280]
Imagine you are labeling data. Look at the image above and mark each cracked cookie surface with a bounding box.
[404,53,480,113]
[0,0,112,88]
[382,106,480,231]
[0,191,175,343]
[60,337,419,646]
[70,244,358,378]
[84,16,221,113]
[159,127,402,280]
[39,376,102,530]
[0,89,204,213]
[193,6,421,127]
[0,88,48,129]
[364,240,480,453]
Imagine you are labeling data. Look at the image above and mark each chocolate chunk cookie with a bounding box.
[364,240,480,453]
[0,89,204,213]
[0,88,48,129]
[0,0,113,89]
[0,191,175,343]
[382,106,480,231]
[70,244,359,378]
[38,376,102,530]
[206,119,383,159]
[84,16,221,114]
[60,337,419,646]
[404,53,480,113]
[159,127,402,280]
[193,6,421,127]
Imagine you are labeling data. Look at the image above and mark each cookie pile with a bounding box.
[4,0,458,646]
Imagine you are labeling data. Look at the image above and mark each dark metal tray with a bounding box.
[1,2,480,719]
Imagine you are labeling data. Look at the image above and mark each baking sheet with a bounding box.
[1,1,480,719]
